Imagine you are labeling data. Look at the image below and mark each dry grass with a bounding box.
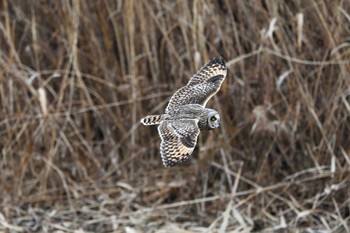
[1,0,350,232]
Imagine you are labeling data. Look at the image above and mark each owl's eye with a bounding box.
[211,116,217,121]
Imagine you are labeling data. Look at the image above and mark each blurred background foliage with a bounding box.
[0,0,350,232]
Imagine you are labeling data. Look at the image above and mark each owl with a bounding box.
[140,57,227,167]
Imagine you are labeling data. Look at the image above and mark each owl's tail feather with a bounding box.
[140,114,166,125]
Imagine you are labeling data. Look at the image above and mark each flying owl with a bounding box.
[140,57,227,167]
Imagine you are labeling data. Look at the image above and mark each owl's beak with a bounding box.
[214,118,220,128]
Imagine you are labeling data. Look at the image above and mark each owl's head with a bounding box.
[208,112,220,129]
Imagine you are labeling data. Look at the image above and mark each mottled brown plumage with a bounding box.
[140,57,227,167]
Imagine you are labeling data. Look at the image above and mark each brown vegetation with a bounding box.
[1,0,350,232]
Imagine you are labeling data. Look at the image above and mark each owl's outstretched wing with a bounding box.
[165,57,227,114]
[158,119,200,167]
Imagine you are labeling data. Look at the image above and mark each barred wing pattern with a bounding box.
[158,119,200,167]
[165,57,227,114]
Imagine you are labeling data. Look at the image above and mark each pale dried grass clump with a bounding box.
[0,0,350,232]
